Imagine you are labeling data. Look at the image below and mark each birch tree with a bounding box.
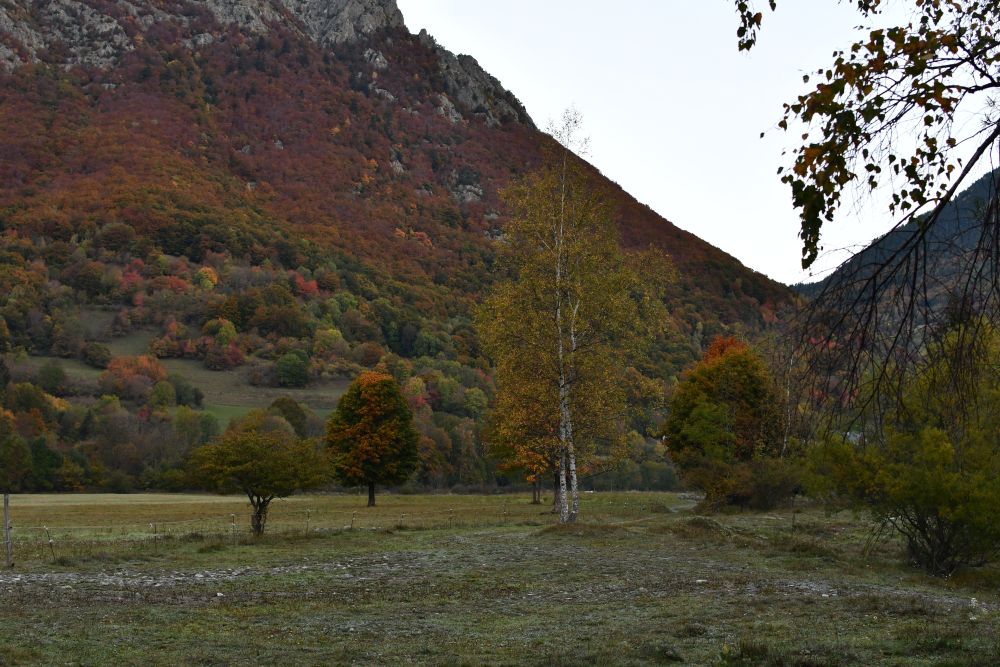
[478,110,645,523]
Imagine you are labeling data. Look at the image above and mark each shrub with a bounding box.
[82,342,113,369]
[811,327,1000,576]
[276,351,309,387]
[98,355,168,400]
[36,360,67,395]
[270,396,308,438]
[203,342,244,370]
[168,374,203,407]
[149,380,176,409]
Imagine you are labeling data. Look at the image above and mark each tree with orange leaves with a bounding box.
[662,336,791,508]
[326,372,419,507]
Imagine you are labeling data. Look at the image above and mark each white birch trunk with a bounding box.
[557,450,569,523]
[566,441,579,523]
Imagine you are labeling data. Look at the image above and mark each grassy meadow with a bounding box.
[0,492,997,666]
[13,329,348,425]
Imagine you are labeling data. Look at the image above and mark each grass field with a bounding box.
[0,492,997,665]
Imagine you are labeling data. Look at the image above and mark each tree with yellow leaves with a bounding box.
[478,111,647,524]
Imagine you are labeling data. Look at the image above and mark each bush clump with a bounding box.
[810,326,1000,576]
[662,336,797,510]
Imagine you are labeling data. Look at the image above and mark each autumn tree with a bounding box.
[736,0,1000,411]
[326,372,419,507]
[189,427,329,536]
[662,337,791,509]
[477,110,645,523]
[98,355,168,401]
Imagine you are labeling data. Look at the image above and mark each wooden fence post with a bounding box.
[4,493,12,568]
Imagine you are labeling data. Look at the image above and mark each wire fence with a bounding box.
[7,507,513,563]
[2,493,681,565]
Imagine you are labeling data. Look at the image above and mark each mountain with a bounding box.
[793,168,1000,304]
[0,0,794,491]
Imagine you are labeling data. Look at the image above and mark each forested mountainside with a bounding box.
[0,0,794,491]
[794,168,1000,302]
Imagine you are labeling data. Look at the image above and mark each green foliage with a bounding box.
[82,342,112,369]
[37,360,67,395]
[168,374,203,407]
[276,352,310,388]
[27,436,62,491]
[202,318,237,347]
[0,420,30,493]
[189,428,330,535]
[326,372,419,505]
[149,380,176,409]
[663,337,791,509]
[173,406,219,450]
[810,328,1000,575]
[269,396,309,438]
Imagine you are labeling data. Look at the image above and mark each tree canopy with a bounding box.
[738,0,999,265]
[326,372,420,507]
[189,427,329,536]
[477,111,655,523]
[737,0,1000,415]
[663,337,791,508]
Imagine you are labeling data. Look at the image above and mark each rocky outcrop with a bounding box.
[0,0,133,70]
[0,0,530,128]
[418,29,534,129]
[281,0,404,46]
[0,0,404,69]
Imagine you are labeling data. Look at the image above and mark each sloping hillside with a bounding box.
[0,0,794,490]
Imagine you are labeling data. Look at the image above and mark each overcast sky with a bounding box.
[396,1,913,285]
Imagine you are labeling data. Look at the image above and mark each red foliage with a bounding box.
[291,271,319,297]
[703,336,749,364]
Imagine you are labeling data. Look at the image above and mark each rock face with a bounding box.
[0,0,134,71]
[281,0,405,45]
[0,0,405,68]
[419,29,533,129]
[0,0,529,127]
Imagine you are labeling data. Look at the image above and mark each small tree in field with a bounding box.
[326,372,419,507]
[189,429,329,536]
[663,337,791,509]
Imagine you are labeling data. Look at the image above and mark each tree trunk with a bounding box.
[552,471,562,513]
[558,373,575,523]
[567,446,580,523]
[368,482,376,507]
[557,452,570,524]
[3,493,11,568]
[531,479,541,505]
[250,497,270,537]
